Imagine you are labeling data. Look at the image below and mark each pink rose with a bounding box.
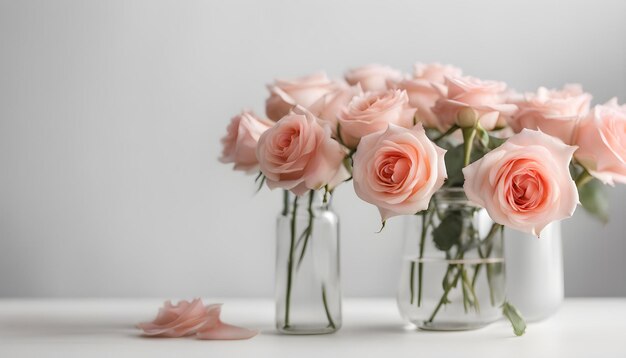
[265,72,340,121]
[463,129,579,236]
[309,83,363,135]
[338,89,416,149]
[413,62,463,84]
[219,111,274,173]
[344,64,402,92]
[392,63,462,130]
[257,106,348,195]
[137,299,257,340]
[574,98,626,185]
[432,76,517,131]
[508,84,592,144]
[352,123,447,221]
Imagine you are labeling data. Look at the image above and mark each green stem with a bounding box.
[296,191,315,269]
[460,264,469,313]
[471,261,483,289]
[455,241,472,313]
[461,266,480,312]
[575,169,593,188]
[462,217,481,311]
[321,284,336,329]
[283,195,299,329]
[427,263,462,323]
[433,125,460,143]
[471,223,501,281]
[427,245,466,324]
[409,262,415,305]
[457,214,471,313]
[462,127,477,167]
[281,190,289,216]
[429,222,502,323]
[410,208,433,306]
[471,223,502,306]
[417,210,430,306]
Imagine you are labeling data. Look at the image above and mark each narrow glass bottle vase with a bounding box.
[397,188,506,330]
[275,190,341,334]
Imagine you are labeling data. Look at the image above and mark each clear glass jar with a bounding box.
[275,190,341,334]
[397,188,505,330]
[505,221,563,321]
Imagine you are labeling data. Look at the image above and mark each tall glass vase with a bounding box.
[275,190,341,334]
[397,188,506,330]
[504,221,563,321]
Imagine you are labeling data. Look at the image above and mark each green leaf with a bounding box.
[432,210,463,251]
[487,135,506,150]
[255,174,266,193]
[470,143,489,163]
[444,142,493,188]
[578,178,610,223]
[477,127,490,148]
[444,145,465,187]
[502,301,526,336]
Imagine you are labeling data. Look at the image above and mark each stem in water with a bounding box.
[283,195,299,328]
[322,284,336,329]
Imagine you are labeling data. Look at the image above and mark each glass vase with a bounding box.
[504,221,563,321]
[397,188,506,330]
[275,190,341,334]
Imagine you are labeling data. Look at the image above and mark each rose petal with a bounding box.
[196,321,259,340]
[137,299,213,338]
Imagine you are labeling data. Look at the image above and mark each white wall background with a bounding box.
[1,0,625,298]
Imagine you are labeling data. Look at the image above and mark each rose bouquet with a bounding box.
[219,63,625,335]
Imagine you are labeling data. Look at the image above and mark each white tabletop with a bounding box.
[0,298,624,357]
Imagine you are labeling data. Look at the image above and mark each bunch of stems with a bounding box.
[282,190,336,330]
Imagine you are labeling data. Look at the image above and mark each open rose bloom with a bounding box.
[344,64,402,92]
[390,63,463,130]
[338,89,416,149]
[352,123,447,221]
[219,111,274,173]
[256,106,348,195]
[574,99,626,185]
[508,84,592,144]
[265,72,341,121]
[463,129,579,236]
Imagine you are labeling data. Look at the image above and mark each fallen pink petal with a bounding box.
[197,321,259,340]
[138,300,257,340]
[137,299,214,338]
